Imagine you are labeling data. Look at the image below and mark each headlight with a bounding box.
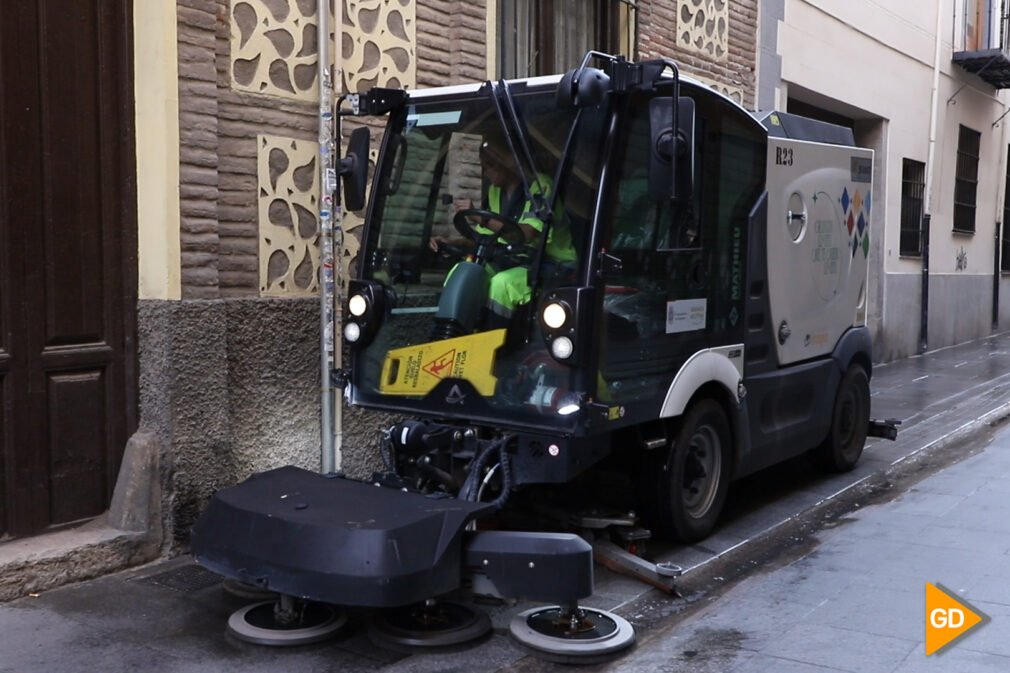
[542,302,568,329]
[557,392,583,416]
[550,336,574,360]
[343,322,361,343]
[348,294,368,317]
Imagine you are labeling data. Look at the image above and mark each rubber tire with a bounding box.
[817,364,870,473]
[651,399,732,543]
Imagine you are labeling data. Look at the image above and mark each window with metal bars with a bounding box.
[497,0,636,79]
[953,124,981,234]
[900,158,926,256]
[1001,145,1010,271]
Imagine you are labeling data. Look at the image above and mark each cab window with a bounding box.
[597,86,765,413]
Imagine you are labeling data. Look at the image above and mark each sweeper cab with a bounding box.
[192,51,895,661]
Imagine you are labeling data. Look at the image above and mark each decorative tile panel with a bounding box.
[678,0,729,61]
[231,0,322,100]
[258,135,321,296]
[341,0,416,93]
[687,71,743,105]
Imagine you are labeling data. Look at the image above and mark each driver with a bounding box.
[430,135,576,328]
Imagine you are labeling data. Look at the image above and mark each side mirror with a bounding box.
[341,126,370,212]
[555,67,611,109]
[647,96,696,202]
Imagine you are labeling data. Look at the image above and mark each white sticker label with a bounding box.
[666,299,707,334]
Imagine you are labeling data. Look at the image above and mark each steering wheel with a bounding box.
[430,238,468,258]
[453,208,526,248]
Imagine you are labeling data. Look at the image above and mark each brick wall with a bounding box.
[637,0,758,108]
[214,0,316,299]
[175,1,318,298]
[177,0,222,299]
[417,0,487,87]
[173,0,754,299]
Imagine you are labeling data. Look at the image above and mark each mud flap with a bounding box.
[867,417,900,441]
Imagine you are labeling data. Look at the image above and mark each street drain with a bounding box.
[139,564,222,593]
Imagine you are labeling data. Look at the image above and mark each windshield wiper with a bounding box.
[488,80,561,303]
[485,80,539,210]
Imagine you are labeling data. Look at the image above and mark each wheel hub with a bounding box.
[682,427,722,518]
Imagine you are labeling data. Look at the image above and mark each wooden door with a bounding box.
[0,0,136,538]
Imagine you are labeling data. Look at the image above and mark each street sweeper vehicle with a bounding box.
[192,52,895,661]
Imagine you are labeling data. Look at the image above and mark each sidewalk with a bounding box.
[602,414,1010,673]
[3,332,1010,672]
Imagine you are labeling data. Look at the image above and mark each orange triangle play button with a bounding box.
[925,582,991,656]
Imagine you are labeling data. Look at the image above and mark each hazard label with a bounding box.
[422,349,457,379]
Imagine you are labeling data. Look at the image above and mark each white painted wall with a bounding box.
[765,0,1010,358]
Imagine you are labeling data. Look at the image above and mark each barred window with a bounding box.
[900,159,925,257]
[498,0,636,79]
[953,125,981,234]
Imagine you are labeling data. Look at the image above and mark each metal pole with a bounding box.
[332,0,345,475]
[318,1,338,474]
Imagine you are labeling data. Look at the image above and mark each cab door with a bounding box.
[596,85,765,423]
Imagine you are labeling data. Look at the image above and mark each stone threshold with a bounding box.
[0,520,159,602]
[0,430,165,602]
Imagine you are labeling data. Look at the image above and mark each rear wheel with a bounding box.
[649,399,731,543]
[817,364,870,472]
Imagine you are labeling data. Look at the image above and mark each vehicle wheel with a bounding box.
[817,364,870,472]
[651,399,731,543]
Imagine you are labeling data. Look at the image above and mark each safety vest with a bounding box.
[479,176,576,263]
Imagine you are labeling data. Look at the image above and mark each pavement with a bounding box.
[4,332,1010,672]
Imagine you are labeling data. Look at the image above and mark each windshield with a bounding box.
[352,83,609,429]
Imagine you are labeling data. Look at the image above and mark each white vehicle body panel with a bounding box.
[765,137,872,366]
[660,345,744,419]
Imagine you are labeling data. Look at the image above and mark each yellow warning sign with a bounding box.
[379,329,506,397]
[925,582,990,656]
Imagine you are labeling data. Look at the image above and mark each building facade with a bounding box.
[760,0,1010,361]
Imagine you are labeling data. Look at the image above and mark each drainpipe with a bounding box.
[996,96,1009,330]
[318,3,339,474]
[996,7,1010,330]
[921,0,945,354]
